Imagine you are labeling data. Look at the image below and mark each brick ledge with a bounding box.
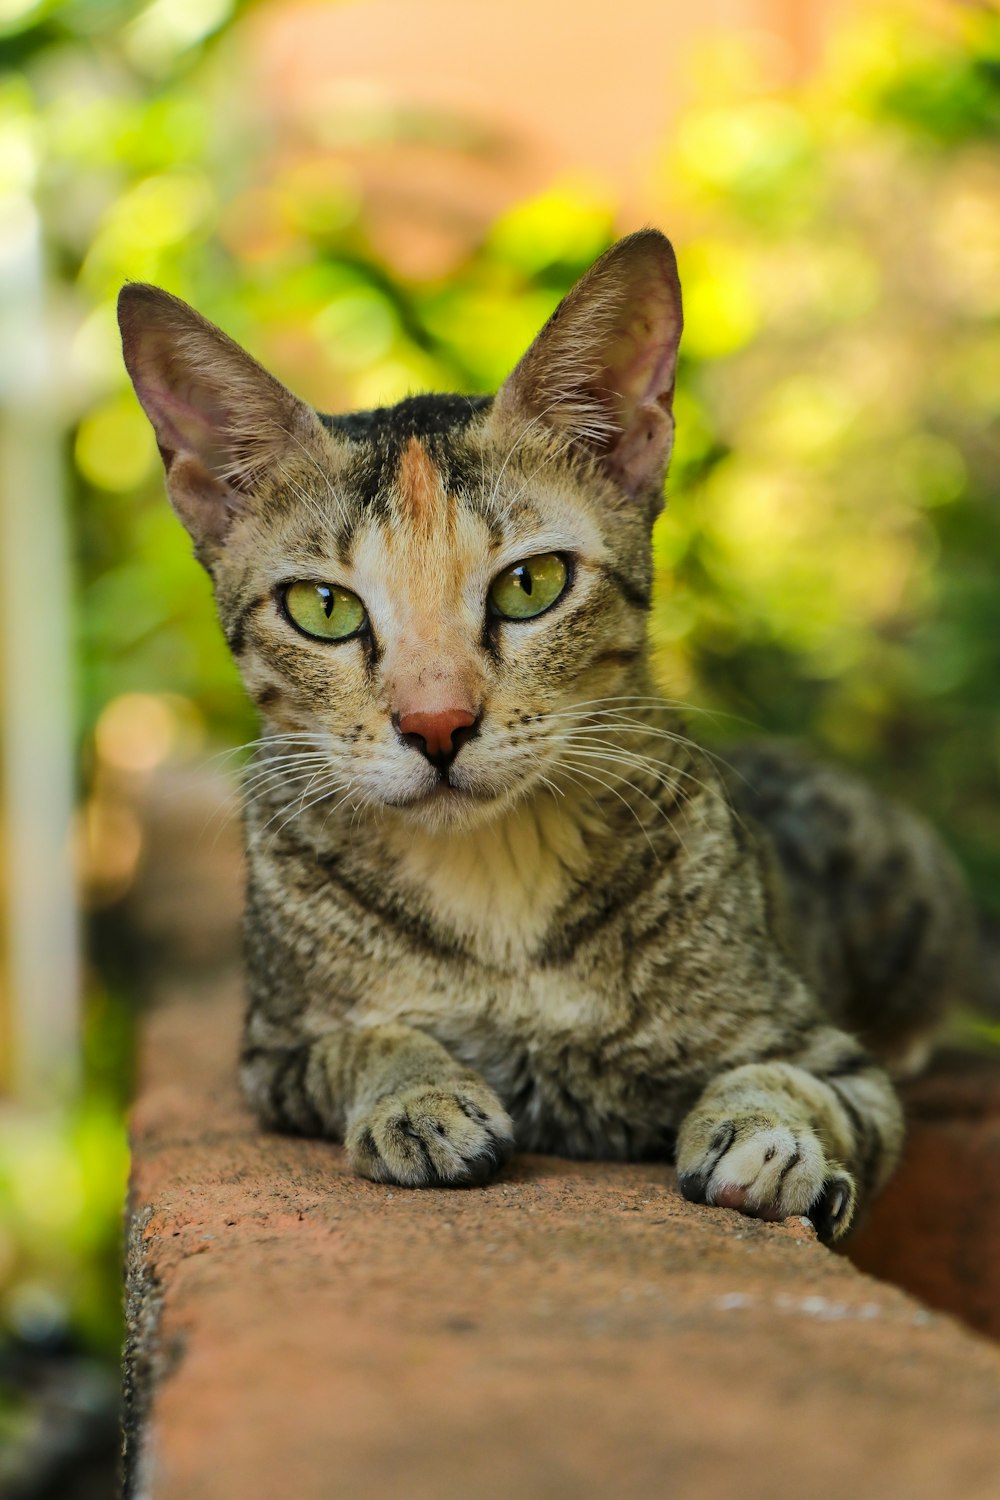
[124,979,1000,1500]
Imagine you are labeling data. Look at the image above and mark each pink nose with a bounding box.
[397,708,478,761]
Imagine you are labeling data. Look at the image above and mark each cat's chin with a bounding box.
[382,778,521,832]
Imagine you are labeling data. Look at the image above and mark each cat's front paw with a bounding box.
[346,1079,514,1188]
[675,1111,856,1243]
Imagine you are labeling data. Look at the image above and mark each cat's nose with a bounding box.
[396,707,480,767]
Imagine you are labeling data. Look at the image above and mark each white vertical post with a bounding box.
[0,192,80,1100]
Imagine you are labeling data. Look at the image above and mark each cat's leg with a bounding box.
[242,1024,514,1187]
[675,1026,903,1242]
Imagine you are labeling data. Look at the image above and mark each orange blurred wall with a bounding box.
[244,0,850,276]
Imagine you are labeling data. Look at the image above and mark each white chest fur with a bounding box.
[379,789,603,966]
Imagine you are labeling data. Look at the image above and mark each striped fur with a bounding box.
[119,232,976,1242]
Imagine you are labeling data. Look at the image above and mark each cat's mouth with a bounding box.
[375,748,547,825]
[389,778,488,809]
[381,766,519,824]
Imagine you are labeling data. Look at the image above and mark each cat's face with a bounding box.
[200,400,655,829]
[119,232,682,830]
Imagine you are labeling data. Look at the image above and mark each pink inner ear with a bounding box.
[143,382,217,454]
[131,349,236,478]
[605,399,674,497]
[120,281,333,552]
[596,282,681,495]
[604,297,681,422]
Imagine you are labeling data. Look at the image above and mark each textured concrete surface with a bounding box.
[126,980,1000,1500]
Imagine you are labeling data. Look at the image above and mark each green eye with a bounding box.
[489,552,569,621]
[282,580,366,641]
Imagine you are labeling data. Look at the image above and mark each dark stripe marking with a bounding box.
[597,563,652,610]
[591,647,643,669]
[316,852,467,962]
[243,1042,323,1135]
[825,1077,867,1148]
[821,1051,877,1080]
[226,594,268,656]
[398,1114,437,1180]
[544,843,678,965]
[777,1148,801,1191]
[824,1076,885,1199]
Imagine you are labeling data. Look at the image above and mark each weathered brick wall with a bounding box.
[124,982,1000,1500]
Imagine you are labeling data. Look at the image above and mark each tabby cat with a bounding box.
[118,230,975,1242]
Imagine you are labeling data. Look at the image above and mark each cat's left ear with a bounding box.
[494,229,683,502]
[118,284,328,562]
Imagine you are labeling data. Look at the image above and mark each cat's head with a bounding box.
[118,230,682,830]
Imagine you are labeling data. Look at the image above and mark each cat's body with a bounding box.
[119,231,976,1242]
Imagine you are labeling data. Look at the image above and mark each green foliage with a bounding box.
[655,11,1000,906]
[0,971,130,1371]
[0,1089,128,1357]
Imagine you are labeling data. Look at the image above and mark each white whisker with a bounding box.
[553,757,659,859]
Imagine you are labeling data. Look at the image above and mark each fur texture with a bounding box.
[119,231,976,1242]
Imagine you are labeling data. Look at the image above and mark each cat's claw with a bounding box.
[804,1171,856,1243]
[676,1112,857,1243]
[346,1080,514,1188]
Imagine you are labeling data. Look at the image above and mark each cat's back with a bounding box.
[721,741,976,1073]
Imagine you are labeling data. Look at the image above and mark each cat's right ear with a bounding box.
[494,229,683,506]
[118,284,326,561]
